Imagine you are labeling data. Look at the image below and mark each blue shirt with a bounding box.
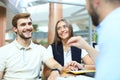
[96,7,120,80]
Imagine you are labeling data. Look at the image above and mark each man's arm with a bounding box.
[84,44,98,63]
[0,71,4,80]
[44,58,63,72]
[67,36,98,63]
[44,58,63,80]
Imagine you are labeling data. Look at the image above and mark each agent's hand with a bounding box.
[67,36,98,64]
[67,36,89,49]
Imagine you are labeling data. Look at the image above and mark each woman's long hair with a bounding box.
[53,18,74,46]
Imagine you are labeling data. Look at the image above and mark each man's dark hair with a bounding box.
[12,13,31,28]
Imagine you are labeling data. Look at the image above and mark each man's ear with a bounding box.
[12,27,17,33]
[94,0,100,7]
[94,0,100,4]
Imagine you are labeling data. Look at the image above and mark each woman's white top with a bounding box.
[47,45,88,66]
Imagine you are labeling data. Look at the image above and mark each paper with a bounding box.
[67,70,95,75]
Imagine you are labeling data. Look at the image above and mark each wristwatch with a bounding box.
[51,68,61,74]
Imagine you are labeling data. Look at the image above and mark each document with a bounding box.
[67,70,95,75]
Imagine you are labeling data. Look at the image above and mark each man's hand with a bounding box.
[67,36,98,63]
[67,36,89,49]
[0,71,3,80]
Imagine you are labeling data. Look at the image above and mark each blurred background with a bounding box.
[0,0,96,47]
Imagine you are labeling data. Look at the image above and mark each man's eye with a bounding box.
[28,22,32,25]
[20,22,32,26]
[21,23,26,26]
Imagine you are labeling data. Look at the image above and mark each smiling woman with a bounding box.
[43,18,95,80]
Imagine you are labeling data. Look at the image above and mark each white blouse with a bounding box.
[47,45,88,66]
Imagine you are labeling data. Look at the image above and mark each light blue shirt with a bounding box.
[96,7,120,80]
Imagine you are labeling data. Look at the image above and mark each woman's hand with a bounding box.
[64,61,85,71]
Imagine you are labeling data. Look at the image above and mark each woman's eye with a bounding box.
[63,25,68,28]
[57,27,60,30]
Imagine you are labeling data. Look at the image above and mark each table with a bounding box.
[57,75,95,80]
[57,70,95,80]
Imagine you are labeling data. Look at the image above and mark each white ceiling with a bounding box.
[6,0,87,21]
[0,0,89,32]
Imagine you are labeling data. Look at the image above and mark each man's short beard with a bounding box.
[19,34,31,40]
[91,11,100,26]
[89,3,100,26]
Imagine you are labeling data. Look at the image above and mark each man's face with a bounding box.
[86,0,100,26]
[14,18,33,40]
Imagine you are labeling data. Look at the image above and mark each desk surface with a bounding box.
[57,75,95,80]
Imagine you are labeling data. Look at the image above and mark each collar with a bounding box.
[97,7,120,33]
[13,39,34,50]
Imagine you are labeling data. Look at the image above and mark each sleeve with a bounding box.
[47,45,53,56]
[81,49,88,58]
[0,49,6,72]
[42,45,53,63]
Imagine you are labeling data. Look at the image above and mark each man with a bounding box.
[0,13,63,80]
[67,0,120,80]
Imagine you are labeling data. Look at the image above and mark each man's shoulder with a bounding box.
[32,43,47,49]
[0,42,14,55]
[0,42,14,49]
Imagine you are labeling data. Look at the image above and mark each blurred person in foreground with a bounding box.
[67,0,120,80]
[0,13,68,80]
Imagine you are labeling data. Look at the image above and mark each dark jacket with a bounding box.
[51,42,82,66]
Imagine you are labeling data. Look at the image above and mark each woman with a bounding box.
[43,19,95,80]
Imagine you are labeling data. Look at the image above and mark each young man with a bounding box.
[0,13,63,80]
[67,0,120,80]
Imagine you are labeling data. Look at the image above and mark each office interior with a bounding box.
[0,0,96,47]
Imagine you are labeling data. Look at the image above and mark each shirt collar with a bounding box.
[97,7,120,32]
[13,39,34,50]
